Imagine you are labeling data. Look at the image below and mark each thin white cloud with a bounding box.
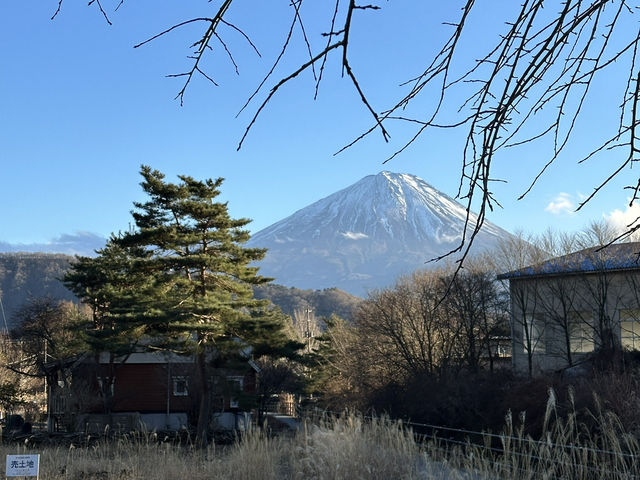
[342,231,368,240]
[545,192,575,215]
[0,231,106,256]
[606,201,640,232]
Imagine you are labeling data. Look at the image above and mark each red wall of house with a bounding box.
[111,364,194,413]
[75,362,257,414]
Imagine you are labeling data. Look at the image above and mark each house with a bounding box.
[45,350,259,433]
[497,242,640,374]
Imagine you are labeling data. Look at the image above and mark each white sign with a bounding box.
[5,454,39,478]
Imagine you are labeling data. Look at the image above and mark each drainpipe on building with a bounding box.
[166,361,171,430]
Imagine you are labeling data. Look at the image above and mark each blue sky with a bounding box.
[1,1,637,254]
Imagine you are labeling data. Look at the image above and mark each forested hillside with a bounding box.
[0,253,361,330]
[0,253,76,329]
[253,284,361,321]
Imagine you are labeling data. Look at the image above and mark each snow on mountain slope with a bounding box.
[249,172,513,296]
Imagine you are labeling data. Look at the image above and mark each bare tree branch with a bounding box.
[51,0,63,20]
[88,0,112,26]
[69,0,640,253]
[237,41,345,150]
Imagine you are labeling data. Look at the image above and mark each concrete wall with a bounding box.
[509,270,640,374]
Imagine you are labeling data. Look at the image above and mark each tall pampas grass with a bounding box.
[1,394,639,479]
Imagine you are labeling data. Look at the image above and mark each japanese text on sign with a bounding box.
[6,454,39,477]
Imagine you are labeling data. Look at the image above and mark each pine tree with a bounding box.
[63,238,154,413]
[64,238,153,355]
[115,165,295,445]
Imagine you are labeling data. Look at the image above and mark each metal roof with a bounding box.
[497,242,640,280]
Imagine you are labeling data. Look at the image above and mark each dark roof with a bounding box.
[497,242,640,280]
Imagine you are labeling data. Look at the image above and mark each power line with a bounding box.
[303,409,640,467]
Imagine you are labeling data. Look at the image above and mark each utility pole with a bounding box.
[44,339,50,432]
[0,294,8,335]
[305,307,313,354]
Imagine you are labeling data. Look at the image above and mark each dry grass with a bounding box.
[424,389,640,479]
[1,397,639,479]
[0,417,427,480]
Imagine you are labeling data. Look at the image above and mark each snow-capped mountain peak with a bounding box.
[249,171,512,296]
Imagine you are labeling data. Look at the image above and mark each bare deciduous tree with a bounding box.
[492,231,551,376]
[54,0,640,256]
[443,260,509,373]
[351,263,506,385]
[10,298,88,378]
[575,238,624,354]
[310,314,372,410]
[291,307,322,354]
[355,271,453,381]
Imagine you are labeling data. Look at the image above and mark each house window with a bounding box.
[620,309,640,350]
[173,376,188,396]
[569,312,594,353]
[228,376,244,408]
[97,377,114,396]
[525,315,546,353]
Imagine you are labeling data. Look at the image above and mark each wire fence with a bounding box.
[296,406,640,479]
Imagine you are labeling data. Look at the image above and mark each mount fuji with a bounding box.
[248,172,513,296]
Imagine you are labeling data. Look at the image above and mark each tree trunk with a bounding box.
[195,351,211,447]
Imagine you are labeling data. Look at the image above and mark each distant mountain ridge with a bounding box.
[0,253,358,330]
[253,284,360,321]
[0,232,105,257]
[0,172,513,316]
[0,253,76,329]
[249,171,514,295]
